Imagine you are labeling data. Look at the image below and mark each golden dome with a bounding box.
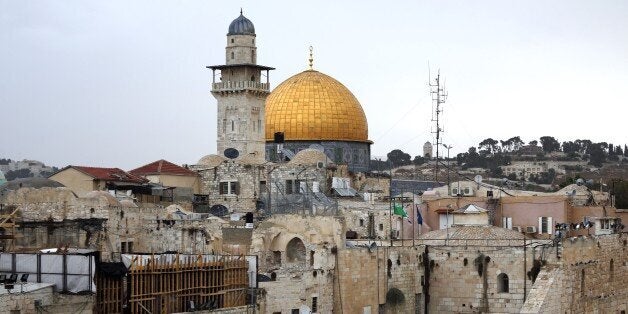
[265,70,370,143]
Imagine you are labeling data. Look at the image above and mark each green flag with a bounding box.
[393,203,407,217]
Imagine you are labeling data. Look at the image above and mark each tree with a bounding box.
[540,136,560,153]
[612,180,628,209]
[479,138,500,154]
[508,136,524,151]
[529,140,538,146]
[412,155,427,166]
[387,149,412,167]
[587,143,607,167]
[575,139,592,154]
[0,158,11,165]
[5,168,34,181]
[616,145,623,156]
[370,159,391,171]
[507,173,517,181]
[561,141,579,154]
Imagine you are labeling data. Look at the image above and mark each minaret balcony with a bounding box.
[212,80,270,92]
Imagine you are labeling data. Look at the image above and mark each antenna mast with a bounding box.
[430,70,447,182]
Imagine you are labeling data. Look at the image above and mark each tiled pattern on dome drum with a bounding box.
[264,70,369,142]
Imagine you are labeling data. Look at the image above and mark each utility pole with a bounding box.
[430,70,447,182]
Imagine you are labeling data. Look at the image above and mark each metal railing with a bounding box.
[212,81,269,91]
[264,181,337,216]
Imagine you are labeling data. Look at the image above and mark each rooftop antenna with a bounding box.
[429,69,447,182]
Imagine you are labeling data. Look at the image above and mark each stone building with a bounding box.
[193,154,270,214]
[207,11,274,160]
[423,141,433,159]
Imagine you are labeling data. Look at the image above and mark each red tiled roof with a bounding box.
[129,159,198,177]
[70,166,148,184]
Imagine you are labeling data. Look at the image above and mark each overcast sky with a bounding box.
[1,1,627,169]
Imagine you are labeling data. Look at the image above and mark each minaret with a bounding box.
[207,10,274,160]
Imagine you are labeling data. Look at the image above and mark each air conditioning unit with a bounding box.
[487,190,494,198]
[512,226,522,232]
[525,226,537,233]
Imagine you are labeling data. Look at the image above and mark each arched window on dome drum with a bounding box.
[251,50,255,63]
[231,120,235,132]
[497,273,509,293]
[231,51,234,59]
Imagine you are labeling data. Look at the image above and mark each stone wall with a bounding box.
[1,284,55,314]
[522,233,628,313]
[334,246,422,313]
[427,245,530,313]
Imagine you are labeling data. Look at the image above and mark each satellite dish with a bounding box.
[224,148,239,159]
[474,175,483,184]
[576,178,584,186]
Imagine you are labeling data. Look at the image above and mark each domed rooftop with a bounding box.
[265,70,369,143]
[197,154,226,168]
[0,178,64,193]
[418,225,528,246]
[289,148,329,166]
[227,11,255,36]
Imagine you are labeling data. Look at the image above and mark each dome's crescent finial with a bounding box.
[240,8,243,15]
[308,46,314,70]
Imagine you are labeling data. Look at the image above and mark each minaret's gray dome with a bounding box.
[228,12,255,36]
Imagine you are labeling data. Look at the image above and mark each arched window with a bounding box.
[231,120,235,132]
[251,50,255,63]
[231,51,234,59]
[610,259,614,281]
[286,237,306,263]
[497,273,509,293]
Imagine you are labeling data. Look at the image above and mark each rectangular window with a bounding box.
[538,216,552,234]
[259,181,267,193]
[121,241,133,253]
[379,224,384,231]
[285,180,293,194]
[291,309,299,314]
[285,179,301,194]
[219,181,238,195]
[502,217,512,229]
[359,219,364,227]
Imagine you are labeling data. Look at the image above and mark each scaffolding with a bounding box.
[95,254,250,313]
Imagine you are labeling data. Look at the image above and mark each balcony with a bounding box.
[212,80,270,92]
